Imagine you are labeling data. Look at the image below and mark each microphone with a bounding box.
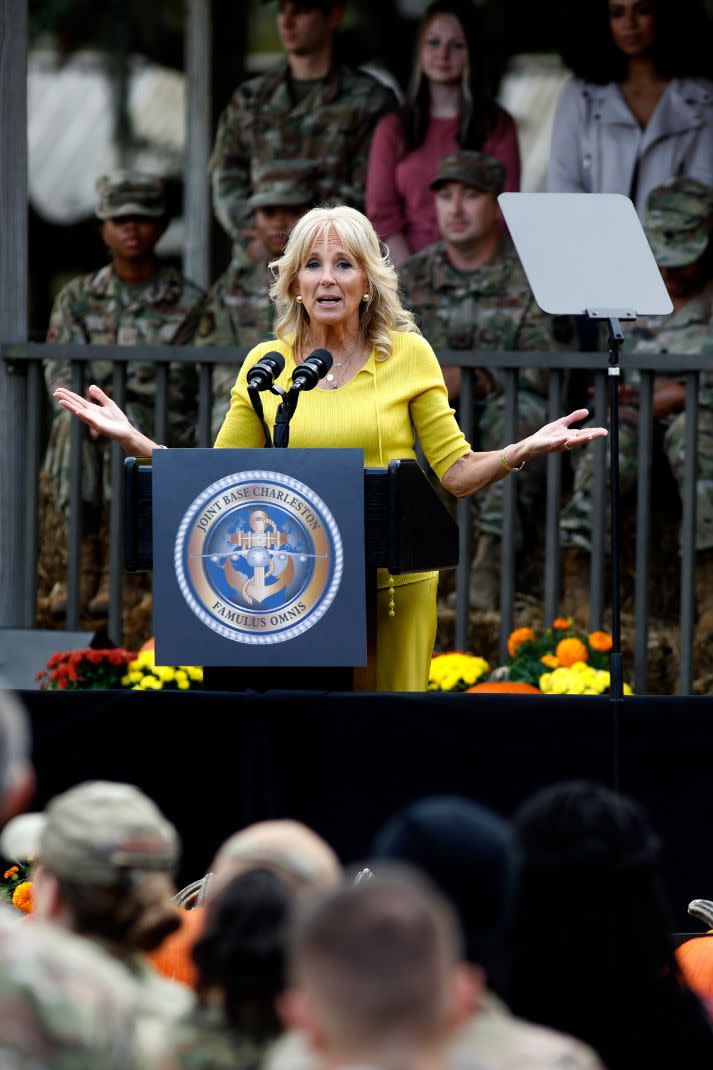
[290,348,333,392]
[247,351,285,391]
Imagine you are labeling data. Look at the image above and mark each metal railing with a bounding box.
[3,342,709,694]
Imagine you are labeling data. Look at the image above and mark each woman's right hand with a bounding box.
[52,383,162,457]
[53,384,133,443]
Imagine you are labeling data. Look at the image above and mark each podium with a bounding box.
[125,451,458,691]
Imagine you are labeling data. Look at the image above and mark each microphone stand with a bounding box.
[247,385,275,447]
[273,386,300,449]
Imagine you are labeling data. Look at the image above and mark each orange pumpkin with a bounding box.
[147,905,205,988]
[676,937,713,997]
[466,681,541,694]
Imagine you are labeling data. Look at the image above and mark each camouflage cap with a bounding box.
[38,780,180,884]
[429,151,506,196]
[644,177,713,267]
[95,171,167,220]
[248,160,318,210]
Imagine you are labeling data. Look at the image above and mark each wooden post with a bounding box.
[0,0,29,627]
[184,0,212,290]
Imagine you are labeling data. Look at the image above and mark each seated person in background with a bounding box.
[399,150,576,610]
[195,161,317,439]
[44,172,205,618]
[210,0,397,258]
[280,866,479,1070]
[366,0,520,266]
[546,0,713,219]
[163,868,293,1070]
[31,780,194,1023]
[508,780,713,1070]
[560,176,713,639]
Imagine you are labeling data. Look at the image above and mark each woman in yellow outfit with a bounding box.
[53,205,606,691]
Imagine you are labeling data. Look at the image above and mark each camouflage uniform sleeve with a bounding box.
[44,281,89,395]
[209,89,254,244]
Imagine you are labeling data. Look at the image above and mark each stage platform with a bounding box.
[16,689,713,931]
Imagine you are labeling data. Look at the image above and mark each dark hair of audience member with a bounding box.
[554,0,713,84]
[55,874,181,952]
[399,0,503,156]
[192,867,291,1036]
[506,781,713,1070]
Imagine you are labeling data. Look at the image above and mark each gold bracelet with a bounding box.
[500,449,526,473]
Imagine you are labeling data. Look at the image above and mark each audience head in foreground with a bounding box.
[210,818,342,898]
[283,865,476,1070]
[508,779,713,1070]
[33,779,182,954]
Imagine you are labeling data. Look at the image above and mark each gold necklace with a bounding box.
[307,331,362,387]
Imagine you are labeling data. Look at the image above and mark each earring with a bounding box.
[362,293,370,302]
[296,295,303,303]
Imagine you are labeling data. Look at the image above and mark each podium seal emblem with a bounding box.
[175,470,343,644]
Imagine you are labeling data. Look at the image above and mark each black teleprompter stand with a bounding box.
[497,191,673,790]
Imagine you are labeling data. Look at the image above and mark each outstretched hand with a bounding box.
[526,409,607,457]
[53,384,133,444]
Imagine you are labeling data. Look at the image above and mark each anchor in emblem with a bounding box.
[192,507,328,606]
[222,509,294,604]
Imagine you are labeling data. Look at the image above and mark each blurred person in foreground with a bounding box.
[508,780,713,1070]
[0,686,151,1067]
[148,818,342,989]
[30,779,193,1023]
[279,866,478,1070]
[163,867,293,1070]
[371,795,606,1070]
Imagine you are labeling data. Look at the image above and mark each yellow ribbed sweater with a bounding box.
[214,330,470,586]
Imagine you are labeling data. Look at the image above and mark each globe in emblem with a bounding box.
[175,471,343,644]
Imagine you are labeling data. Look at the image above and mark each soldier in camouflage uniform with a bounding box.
[399,151,577,608]
[43,172,205,618]
[0,685,153,1069]
[560,177,713,638]
[209,0,398,254]
[195,161,316,439]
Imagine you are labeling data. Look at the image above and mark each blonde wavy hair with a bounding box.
[269,205,419,360]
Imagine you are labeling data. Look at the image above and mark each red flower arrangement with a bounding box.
[36,647,137,691]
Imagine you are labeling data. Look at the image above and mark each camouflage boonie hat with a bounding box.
[95,171,167,220]
[429,151,506,196]
[38,780,179,884]
[248,160,318,210]
[644,177,713,267]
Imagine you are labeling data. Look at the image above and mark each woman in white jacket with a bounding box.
[547,0,713,218]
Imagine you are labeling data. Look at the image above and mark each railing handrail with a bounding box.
[4,342,713,372]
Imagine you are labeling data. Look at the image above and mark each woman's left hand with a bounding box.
[525,409,608,458]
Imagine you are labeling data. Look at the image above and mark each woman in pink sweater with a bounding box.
[366,0,520,265]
